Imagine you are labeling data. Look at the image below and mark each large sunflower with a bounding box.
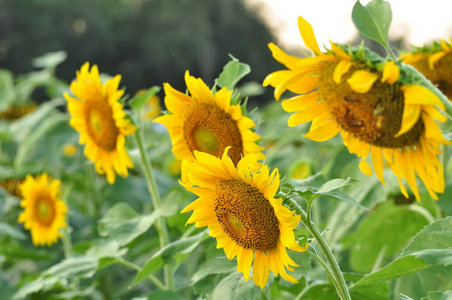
[154,71,264,166]
[402,39,452,99]
[18,173,68,246]
[64,63,136,184]
[263,16,451,201]
[181,148,307,289]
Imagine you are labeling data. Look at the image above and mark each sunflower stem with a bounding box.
[134,127,174,291]
[287,198,351,300]
[384,44,397,61]
[61,226,73,259]
[404,64,452,119]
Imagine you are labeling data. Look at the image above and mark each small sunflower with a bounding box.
[1,178,24,197]
[0,103,37,120]
[181,148,307,289]
[402,39,452,99]
[264,16,451,201]
[154,71,265,166]
[64,63,136,184]
[18,174,68,246]
[135,90,162,120]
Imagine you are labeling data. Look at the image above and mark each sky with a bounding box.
[246,0,452,50]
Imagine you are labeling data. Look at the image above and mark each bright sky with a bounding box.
[246,0,452,50]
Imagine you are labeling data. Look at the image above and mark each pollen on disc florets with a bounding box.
[317,62,424,148]
[214,179,280,251]
[183,103,244,165]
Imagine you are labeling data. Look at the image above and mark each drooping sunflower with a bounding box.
[402,39,452,99]
[64,63,136,184]
[154,71,265,166]
[181,148,307,289]
[17,173,68,246]
[263,16,451,201]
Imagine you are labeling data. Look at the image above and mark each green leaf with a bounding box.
[317,177,359,193]
[421,290,452,300]
[9,98,64,143]
[349,280,390,300]
[402,216,452,255]
[0,222,26,240]
[98,203,159,246]
[146,290,185,300]
[297,283,339,300]
[191,257,236,284]
[42,256,98,279]
[352,0,392,46]
[354,255,430,286]
[215,55,251,90]
[129,86,160,112]
[32,51,67,70]
[0,69,15,112]
[211,272,265,300]
[130,231,208,287]
[14,113,68,167]
[14,257,98,299]
[409,249,452,266]
[343,201,429,273]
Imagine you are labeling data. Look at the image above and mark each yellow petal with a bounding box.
[381,61,400,84]
[333,60,353,84]
[401,85,444,109]
[297,16,321,55]
[330,42,351,61]
[394,104,421,137]
[268,42,302,69]
[371,146,385,185]
[346,70,378,94]
[281,92,319,113]
[428,51,446,70]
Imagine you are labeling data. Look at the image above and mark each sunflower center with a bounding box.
[183,103,243,164]
[193,127,220,154]
[317,62,424,148]
[214,179,280,251]
[35,198,55,225]
[84,96,119,151]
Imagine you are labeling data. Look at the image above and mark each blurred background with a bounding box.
[1,0,452,106]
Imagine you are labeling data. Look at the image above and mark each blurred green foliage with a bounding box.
[0,0,279,103]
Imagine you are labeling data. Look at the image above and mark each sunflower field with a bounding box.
[2,1,452,299]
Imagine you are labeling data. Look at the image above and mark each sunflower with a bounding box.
[135,90,162,120]
[17,173,68,246]
[64,63,136,184]
[263,16,451,201]
[0,103,37,120]
[402,39,452,99]
[181,148,307,289]
[154,71,265,166]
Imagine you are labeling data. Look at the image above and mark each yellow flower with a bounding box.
[17,174,68,246]
[0,103,37,120]
[63,144,78,157]
[154,71,265,166]
[135,90,162,120]
[64,63,136,184]
[290,161,313,180]
[402,39,452,99]
[181,148,307,289]
[1,178,24,197]
[264,16,451,201]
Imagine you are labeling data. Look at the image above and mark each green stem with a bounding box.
[134,128,174,291]
[288,198,351,300]
[61,226,73,259]
[117,259,165,290]
[384,44,397,61]
[306,251,339,291]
